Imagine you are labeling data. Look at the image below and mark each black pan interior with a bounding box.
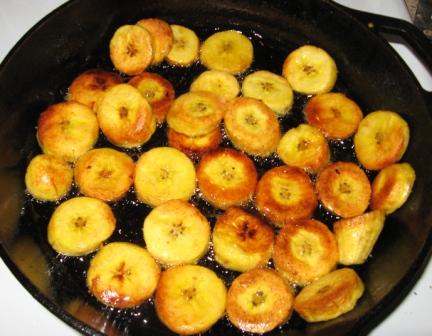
[0,0,431,335]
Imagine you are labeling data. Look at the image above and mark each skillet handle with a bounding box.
[336,5,432,102]
[339,6,432,69]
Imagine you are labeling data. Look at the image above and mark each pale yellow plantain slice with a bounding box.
[155,264,227,335]
[282,45,337,95]
[134,146,196,207]
[190,69,240,101]
[47,196,116,256]
[334,210,385,265]
[242,70,294,116]
[200,30,253,74]
[166,24,199,66]
[143,199,210,266]
[293,268,364,322]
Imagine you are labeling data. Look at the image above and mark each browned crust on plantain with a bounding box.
[304,92,363,139]
[155,265,226,335]
[273,218,338,286]
[226,268,294,333]
[370,163,415,214]
[255,165,317,226]
[293,268,364,322]
[276,123,330,173]
[224,97,281,156]
[354,111,409,170]
[87,242,160,309]
[109,25,153,75]
[74,148,135,202]
[129,72,175,124]
[167,91,225,136]
[25,154,73,201]
[68,69,122,112]
[136,18,173,65]
[197,147,258,209]
[97,84,156,148]
[214,206,274,254]
[167,126,221,160]
[316,161,371,218]
[37,101,99,162]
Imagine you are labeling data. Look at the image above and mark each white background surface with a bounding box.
[0,0,431,335]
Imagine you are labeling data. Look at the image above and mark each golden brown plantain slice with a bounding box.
[167,90,225,137]
[86,242,160,309]
[37,101,99,163]
[304,92,363,139]
[316,161,371,218]
[67,69,122,112]
[25,154,73,202]
[273,218,338,286]
[226,268,294,333]
[354,110,410,170]
[212,206,274,272]
[277,123,330,174]
[136,18,173,65]
[109,24,153,75]
[167,126,221,160]
[74,147,134,202]
[293,268,364,322]
[224,96,281,157]
[255,165,317,227]
[370,162,416,214]
[129,72,175,124]
[197,147,258,209]
[97,83,156,148]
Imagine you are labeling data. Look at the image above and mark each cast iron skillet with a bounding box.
[0,0,432,335]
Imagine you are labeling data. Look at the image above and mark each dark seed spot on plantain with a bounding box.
[119,106,128,118]
[182,287,197,301]
[339,181,351,194]
[74,216,87,228]
[251,290,266,306]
